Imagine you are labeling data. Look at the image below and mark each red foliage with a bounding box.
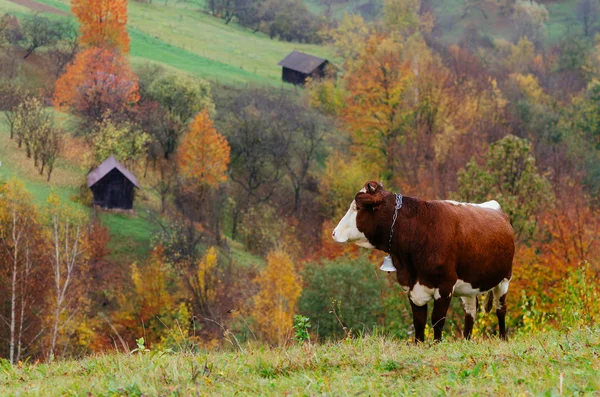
[53,47,139,121]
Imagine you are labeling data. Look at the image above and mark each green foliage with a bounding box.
[298,256,387,339]
[130,338,150,355]
[292,315,311,344]
[559,261,600,327]
[457,135,552,241]
[147,73,214,122]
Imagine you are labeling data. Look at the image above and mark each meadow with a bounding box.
[0,327,598,396]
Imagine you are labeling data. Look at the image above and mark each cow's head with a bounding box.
[332,181,389,248]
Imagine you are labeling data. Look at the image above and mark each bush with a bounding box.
[298,256,387,339]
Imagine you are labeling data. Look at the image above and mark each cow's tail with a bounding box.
[484,291,494,313]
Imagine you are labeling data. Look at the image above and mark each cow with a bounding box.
[332,181,515,342]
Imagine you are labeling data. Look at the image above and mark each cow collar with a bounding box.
[388,193,403,253]
[381,193,403,272]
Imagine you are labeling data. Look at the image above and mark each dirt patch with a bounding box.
[6,0,69,16]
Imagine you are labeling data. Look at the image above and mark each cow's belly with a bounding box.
[452,279,487,296]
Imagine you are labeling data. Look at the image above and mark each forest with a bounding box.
[0,0,598,366]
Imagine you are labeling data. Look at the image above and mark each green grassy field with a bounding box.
[0,327,597,396]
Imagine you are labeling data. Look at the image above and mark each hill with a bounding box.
[0,0,330,86]
[0,327,598,395]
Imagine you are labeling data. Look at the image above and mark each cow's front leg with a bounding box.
[431,291,452,341]
[410,300,428,343]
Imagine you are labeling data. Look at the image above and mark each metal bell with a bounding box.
[380,255,396,272]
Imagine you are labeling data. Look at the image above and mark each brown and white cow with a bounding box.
[332,181,514,342]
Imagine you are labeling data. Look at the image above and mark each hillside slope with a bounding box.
[0,0,330,86]
[0,328,598,395]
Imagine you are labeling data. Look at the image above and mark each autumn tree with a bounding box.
[53,47,139,126]
[46,194,89,359]
[177,110,230,190]
[182,246,221,318]
[142,70,214,159]
[0,84,25,140]
[251,249,301,345]
[457,135,552,242]
[72,0,130,53]
[12,96,64,181]
[342,34,412,181]
[128,244,175,345]
[0,180,48,364]
[87,114,150,168]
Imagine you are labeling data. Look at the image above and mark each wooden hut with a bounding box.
[278,51,331,86]
[87,156,140,210]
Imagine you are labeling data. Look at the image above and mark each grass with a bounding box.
[0,327,598,395]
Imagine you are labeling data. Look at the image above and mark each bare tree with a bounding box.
[0,181,42,364]
[576,0,598,37]
[49,21,79,77]
[47,202,87,360]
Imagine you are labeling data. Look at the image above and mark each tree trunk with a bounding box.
[23,47,35,59]
[10,236,18,364]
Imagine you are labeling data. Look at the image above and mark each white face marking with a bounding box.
[332,200,375,248]
[492,278,510,310]
[461,296,477,319]
[453,279,482,296]
[443,200,501,211]
[410,282,436,306]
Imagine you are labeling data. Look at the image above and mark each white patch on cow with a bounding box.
[443,200,501,211]
[332,200,375,248]
[461,296,477,319]
[359,187,367,193]
[452,279,482,296]
[410,282,437,306]
[492,278,510,310]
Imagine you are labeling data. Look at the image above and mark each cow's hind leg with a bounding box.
[410,300,428,343]
[432,293,452,342]
[492,279,510,340]
[461,296,477,340]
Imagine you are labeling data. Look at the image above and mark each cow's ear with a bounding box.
[355,192,382,210]
[367,182,378,194]
[365,180,382,194]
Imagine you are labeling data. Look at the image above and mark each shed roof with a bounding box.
[278,51,328,74]
[87,156,140,189]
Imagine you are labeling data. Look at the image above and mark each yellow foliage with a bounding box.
[252,249,302,345]
[319,153,372,219]
[195,246,219,302]
[509,73,548,104]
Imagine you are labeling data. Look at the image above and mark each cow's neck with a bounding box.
[377,195,425,256]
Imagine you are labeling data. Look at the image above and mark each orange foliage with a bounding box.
[53,47,139,119]
[72,0,130,53]
[177,110,230,188]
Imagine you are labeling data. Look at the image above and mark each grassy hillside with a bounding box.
[0,328,598,395]
[0,0,330,86]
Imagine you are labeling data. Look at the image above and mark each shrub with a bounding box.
[298,256,388,339]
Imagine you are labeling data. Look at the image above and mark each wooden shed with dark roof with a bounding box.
[87,156,140,210]
[278,51,331,86]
